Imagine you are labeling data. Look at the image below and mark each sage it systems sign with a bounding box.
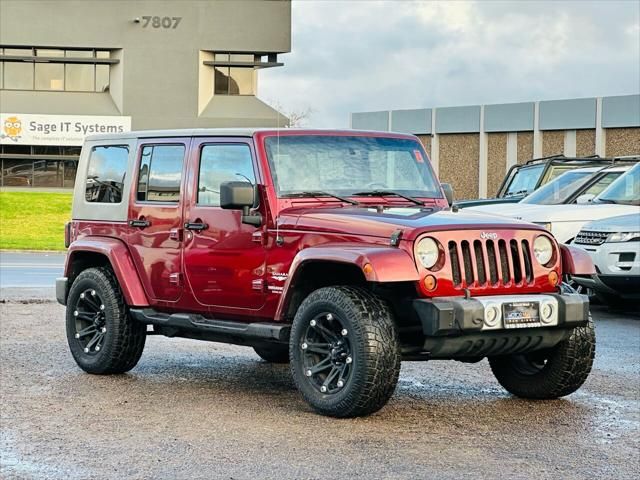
[0,113,131,146]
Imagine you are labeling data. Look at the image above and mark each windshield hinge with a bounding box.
[390,229,403,247]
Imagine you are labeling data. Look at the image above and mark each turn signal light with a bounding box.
[548,271,559,287]
[363,263,375,279]
[423,275,437,291]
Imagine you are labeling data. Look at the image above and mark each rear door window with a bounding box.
[136,145,185,203]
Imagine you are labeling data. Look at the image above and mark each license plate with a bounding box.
[503,301,540,328]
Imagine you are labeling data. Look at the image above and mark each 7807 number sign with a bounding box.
[140,16,182,29]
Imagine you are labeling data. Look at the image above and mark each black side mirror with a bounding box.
[441,183,454,205]
[220,181,262,227]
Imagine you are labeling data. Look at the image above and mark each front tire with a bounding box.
[66,267,146,374]
[489,316,595,399]
[290,286,401,418]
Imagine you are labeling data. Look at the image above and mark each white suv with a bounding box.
[571,213,640,303]
[469,163,640,244]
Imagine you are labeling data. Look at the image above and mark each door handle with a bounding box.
[129,219,151,228]
[184,221,208,231]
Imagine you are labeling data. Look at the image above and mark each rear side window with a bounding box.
[85,145,129,203]
[197,144,255,206]
[136,145,185,203]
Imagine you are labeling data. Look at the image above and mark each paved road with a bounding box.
[1,301,638,480]
[0,252,64,288]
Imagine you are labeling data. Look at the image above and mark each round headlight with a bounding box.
[415,237,441,269]
[533,235,554,265]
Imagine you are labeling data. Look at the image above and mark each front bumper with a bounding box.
[572,274,640,300]
[412,293,589,359]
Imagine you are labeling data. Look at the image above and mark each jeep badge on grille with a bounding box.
[480,232,498,240]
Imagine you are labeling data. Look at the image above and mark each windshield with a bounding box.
[503,164,545,196]
[595,163,640,205]
[521,170,593,204]
[264,136,441,198]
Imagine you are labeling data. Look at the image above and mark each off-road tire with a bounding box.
[253,344,289,363]
[489,315,595,399]
[290,286,401,418]
[66,267,146,374]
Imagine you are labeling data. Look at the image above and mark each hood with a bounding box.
[507,204,639,223]
[581,213,640,233]
[468,203,525,215]
[278,205,546,241]
[467,203,639,223]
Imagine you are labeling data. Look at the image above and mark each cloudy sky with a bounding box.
[260,0,640,127]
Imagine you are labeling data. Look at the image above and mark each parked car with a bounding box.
[456,155,639,209]
[467,163,640,244]
[468,164,630,217]
[57,128,595,418]
[571,214,640,303]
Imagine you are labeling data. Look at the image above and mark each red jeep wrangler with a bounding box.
[57,129,596,417]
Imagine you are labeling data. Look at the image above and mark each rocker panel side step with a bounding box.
[129,308,290,343]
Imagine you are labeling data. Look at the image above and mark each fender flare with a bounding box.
[65,237,149,306]
[274,245,419,320]
[560,244,596,276]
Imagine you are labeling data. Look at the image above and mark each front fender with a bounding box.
[274,245,419,320]
[560,244,596,275]
[65,237,149,306]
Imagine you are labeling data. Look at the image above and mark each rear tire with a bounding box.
[253,344,289,363]
[290,286,401,418]
[66,267,146,374]
[489,315,595,399]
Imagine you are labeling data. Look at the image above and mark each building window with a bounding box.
[85,145,129,203]
[0,47,115,92]
[136,145,185,203]
[212,53,258,96]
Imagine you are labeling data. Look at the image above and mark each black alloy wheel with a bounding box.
[301,312,353,394]
[72,288,108,355]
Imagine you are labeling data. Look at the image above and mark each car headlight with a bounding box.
[533,235,554,265]
[534,222,552,232]
[607,232,640,243]
[415,237,441,269]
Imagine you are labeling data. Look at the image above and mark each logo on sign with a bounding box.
[2,116,22,142]
[480,232,498,240]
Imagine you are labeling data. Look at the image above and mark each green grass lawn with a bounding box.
[0,191,72,251]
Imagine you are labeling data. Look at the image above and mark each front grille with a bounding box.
[574,230,608,246]
[448,238,534,288]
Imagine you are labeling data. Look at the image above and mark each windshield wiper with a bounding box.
[351,190,425,206]
[504,189,529,198]
[281,191,360,206]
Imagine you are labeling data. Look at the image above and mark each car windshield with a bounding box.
[521,170,593,205]
[503,164,545,197]
[594,163,640,205]
[264,135,441,199]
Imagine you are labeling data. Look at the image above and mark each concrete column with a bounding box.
[564,130,577,156]
[506,132,518,168]
[430,108,439,175]
[533,101,542,158]
[478,105,488,198]
[595,97,606,156]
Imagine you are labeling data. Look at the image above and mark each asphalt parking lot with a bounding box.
[1,298,638,480]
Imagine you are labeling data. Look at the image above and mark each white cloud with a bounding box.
[260,0,640,127]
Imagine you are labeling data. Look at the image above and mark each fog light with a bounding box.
[423,275,437,291]
[548,271,559,287]
[541,302,554,323]
[485,305,500,328]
